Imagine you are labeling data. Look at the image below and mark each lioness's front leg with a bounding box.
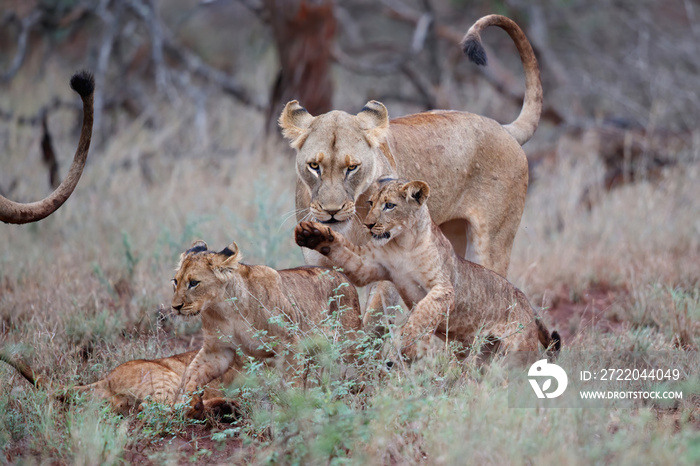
[399,283,455,360]
[178,346,236,401]
[295,221,389,286]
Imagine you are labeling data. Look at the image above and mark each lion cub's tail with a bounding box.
[0,350,48,389]
[536,320,562,356]
[460,15,542,146]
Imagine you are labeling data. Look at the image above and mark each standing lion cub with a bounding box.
[171,240,362,398]
[295,179,560,361]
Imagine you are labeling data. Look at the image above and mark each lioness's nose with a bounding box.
[365,223,375,230]
[326,208,341,216]
[172,303,183,311]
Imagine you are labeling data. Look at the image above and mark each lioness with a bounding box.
[0,349,238,418]
[281,14,542,329]
[171,240,362,397]
[295,179,560,361]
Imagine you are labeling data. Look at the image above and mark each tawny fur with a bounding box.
[280,14,541,332]
[0,349,237,417]
[171,241,362,398]
[295,180,559,361]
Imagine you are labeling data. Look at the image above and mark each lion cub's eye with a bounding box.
[172,279,177,289]
[308,162,320,171]
[367,200,374,207]
[188,280,200,289]
[383,203,396,211]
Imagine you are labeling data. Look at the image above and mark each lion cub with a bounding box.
[295,179,559,361]
[171,240,362,397]
[0,349,237,418]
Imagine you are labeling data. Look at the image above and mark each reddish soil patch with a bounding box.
[125,424,244,465]
[543,284,628,343]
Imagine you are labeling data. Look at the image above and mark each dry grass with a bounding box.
[1,63,700,464]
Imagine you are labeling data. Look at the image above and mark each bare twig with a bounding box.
[233,0,267,21]
[331,44,409,76]
[41,115,60,189]
[400,62,436,109]
[418,0,441,86]
[94,0,124,139]
[162,37,265,111]
[125,0,170,96]
[0,10,43,82]
[0,98,82,126]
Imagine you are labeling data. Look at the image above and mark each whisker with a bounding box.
[278,207,310,231]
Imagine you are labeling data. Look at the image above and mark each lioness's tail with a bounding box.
[536,319,562,355]
[460,15,542,145]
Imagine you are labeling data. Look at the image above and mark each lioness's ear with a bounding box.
[279,100,314,149]
[400,181,430,205]
[357,101,389,148]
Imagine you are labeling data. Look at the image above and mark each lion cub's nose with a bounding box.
[172,303,184,312]
[365,223,375,230]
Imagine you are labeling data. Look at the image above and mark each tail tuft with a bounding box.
[461,35,488,66]
[70,70,95,97]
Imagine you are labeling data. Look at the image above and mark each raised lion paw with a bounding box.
[294,221,335,255]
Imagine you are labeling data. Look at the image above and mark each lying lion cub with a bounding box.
[171,240,362,397]
[295,179,560,361]
[0,349,237,418]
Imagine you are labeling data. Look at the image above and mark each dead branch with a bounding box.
[417,0,441,86]
[0,10,43,82]
[232,0,267,21]
[0,98,82,126]
[41,115,60,189]
[125,0,170,95]
[400,62,436,109]
[93,0,124,140]
[161,36,265,112]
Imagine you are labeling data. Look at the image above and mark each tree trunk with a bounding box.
[264,0,336,135]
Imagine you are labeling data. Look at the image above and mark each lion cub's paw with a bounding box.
[295,221,335,255]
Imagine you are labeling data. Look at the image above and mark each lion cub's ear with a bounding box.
[279,101,314,149]
[218,242,241,266]
[357,101,389,148]
[189,240,208,252]
[178,240,209,270]
[400,181,430,205]
[211,242,241,280]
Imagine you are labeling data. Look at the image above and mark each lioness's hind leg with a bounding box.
[438,219,469,259]
[468,219,515,277]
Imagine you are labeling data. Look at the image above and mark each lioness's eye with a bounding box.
[384,203,396,210]
[347,164,358,172]
[188,280,200,289]
[308,162,320,171]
